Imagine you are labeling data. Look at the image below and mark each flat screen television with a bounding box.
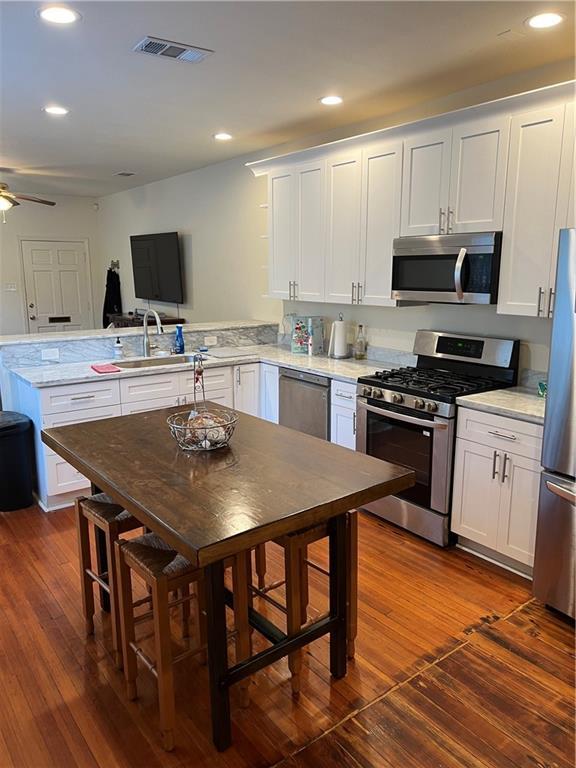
[130,231,184,304]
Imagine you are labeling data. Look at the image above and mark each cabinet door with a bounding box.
[295,161,325,302]
[205,388,234,408]
[267,168,295,300]
[330,404,356,450]
[401,129,451,236]
[497,105,565,317]
[324,151,362,304]
[451,438,501,548]
[359,140,402,306]
[497,453,540,566]
[259,363,279,423]
[448,116,510,233]
[233,364,260,416]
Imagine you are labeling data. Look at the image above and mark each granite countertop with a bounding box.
[456,387,546,425]
[11,345,392,388]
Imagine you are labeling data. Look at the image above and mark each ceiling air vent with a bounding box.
[133,36,213,64]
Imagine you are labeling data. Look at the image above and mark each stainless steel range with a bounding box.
[355,330,519,546]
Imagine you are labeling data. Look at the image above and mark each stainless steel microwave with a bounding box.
[391,231,502,304]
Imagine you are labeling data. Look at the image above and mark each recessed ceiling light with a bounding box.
[43,105,69,115]
[39,6,80,24]
[320,95,343,106]
[214,132,232,141]
[526,12,564,28]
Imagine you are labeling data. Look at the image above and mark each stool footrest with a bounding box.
[85,568,110,593]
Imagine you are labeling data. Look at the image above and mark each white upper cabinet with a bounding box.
[497,105,566,317]
[294,161,326,302]
[448,116,510,233]
[267,169,294,300]
[401,129,451,236]
[324,151,362,304]
[358,139,402,306]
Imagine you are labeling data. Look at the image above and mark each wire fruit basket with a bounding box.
[167,355,238,451]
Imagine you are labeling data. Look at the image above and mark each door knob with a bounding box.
[29,315,36,320]
[29,302,35,308]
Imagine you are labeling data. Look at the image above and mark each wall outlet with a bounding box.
[41,348,60,361]
[204,335,217,346]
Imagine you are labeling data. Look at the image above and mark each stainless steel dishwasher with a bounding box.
[278,367,330,440]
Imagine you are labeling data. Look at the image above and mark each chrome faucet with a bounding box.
[142,309,163,356]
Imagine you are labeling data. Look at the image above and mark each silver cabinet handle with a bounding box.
[501,453,510,483]
[357,283,363,304]
[293,281,298,300]
[447,207,454,233]
[352,411,356,436]
[439,208,446,234]
[288,281,293,300]
[454,248,467,301]
[537,286,544,316]
[547,288,555,317]
[488,430,517,441]
[336,391,354,400]
[359,400,448,429]
[70,394,96,401]
[491,450,500,480]
[236,367,241,386]
[351,282,356,304]
[546,480,576,505]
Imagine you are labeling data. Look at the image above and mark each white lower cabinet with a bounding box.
[260,363,279,423]
[121,396,181,415]
[45,451,91,496]
[330,380,357,449]
[451,409,543,568]
[233,364,260,416]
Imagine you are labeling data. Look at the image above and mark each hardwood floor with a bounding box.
[0,504,573,767]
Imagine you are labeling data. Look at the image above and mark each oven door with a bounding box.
[356,398,454,514]
[391,232,501,304]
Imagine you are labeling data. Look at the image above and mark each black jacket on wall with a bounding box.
[102,268,122,327]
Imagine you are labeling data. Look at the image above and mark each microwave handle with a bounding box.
[359,400,448,430]
[454,248,467,300]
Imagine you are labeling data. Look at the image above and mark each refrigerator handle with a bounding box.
[546,480,576,505]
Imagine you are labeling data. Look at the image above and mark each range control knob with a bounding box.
[392,393,404,404]
[426,401,438,413]
[362,386,373,397]
[371,388,383,399]
[414,398,425,409]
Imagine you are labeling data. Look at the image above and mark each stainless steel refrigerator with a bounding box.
[533,228,576,619]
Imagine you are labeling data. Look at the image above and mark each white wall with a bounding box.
[0,195,100,335]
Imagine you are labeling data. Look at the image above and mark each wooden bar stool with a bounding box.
[253,510,358,695]
[74,493,142,668]
[115,533,252,751]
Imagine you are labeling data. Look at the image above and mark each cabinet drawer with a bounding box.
[43,404,122,455]
[40,380,120,414]
[45,452,89,496]
[121,396,180,416]
[179,366,233,395]
[204,388,234,408]
[456,407,543,460]
[120,373,179,404]
[331,380,357,410]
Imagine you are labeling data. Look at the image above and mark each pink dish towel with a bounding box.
[91,363,121,374]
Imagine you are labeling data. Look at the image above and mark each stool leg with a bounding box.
[195,578,207,665]
[347,511,358,660]
[74,499,95,636]
[105,523,123,669]
[114,541,138,701]
[152,578,176,752]
[299,544,309,625]
[180,584,190,640]
[232,552,252,708]
[285,540,302,696]
[255,543,267,590]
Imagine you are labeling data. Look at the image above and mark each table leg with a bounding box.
[205,559,231,752]
[91,483,111,613]
[329,513,347,680]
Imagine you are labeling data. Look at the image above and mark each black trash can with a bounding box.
[0,411,35,511]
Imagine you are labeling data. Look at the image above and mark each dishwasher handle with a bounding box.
[278,367,330,388]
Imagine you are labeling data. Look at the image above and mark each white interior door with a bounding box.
[21,240,92,333]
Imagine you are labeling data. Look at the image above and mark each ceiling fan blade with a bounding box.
[13,193,56,206]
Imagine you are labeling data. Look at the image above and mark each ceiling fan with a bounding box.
[0,182,56,212]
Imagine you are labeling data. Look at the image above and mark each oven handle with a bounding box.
[358,400,448,430]
[454,247,467,300]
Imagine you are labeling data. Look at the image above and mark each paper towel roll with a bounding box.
[328,320,349,359]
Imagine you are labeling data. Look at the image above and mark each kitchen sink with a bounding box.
[115,354,200,369]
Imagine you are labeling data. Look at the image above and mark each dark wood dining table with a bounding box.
[42,404,414,750]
